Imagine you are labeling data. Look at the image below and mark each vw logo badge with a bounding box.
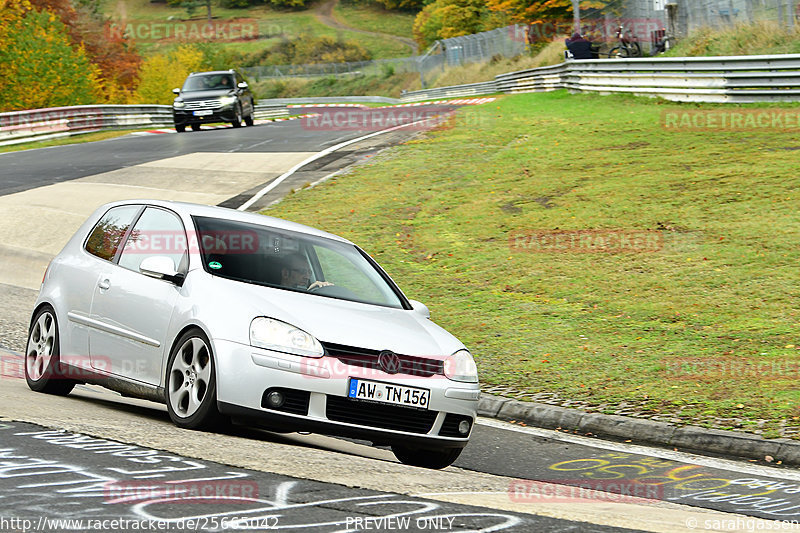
[378,351,401,374]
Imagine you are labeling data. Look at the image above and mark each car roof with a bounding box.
[188,70,236,76]
[99,200,353,245]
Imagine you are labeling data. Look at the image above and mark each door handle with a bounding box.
[98,279,110,290]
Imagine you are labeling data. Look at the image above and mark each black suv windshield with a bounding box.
[182,74,234,92]
[192,216,406,309]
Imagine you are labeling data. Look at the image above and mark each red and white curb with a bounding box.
[129,114,318,136]
[286,97,496,110]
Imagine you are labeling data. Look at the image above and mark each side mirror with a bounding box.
[408,299,430,319]
[172,88,180,95]
[237,82,248,89]
[140,256,184,285]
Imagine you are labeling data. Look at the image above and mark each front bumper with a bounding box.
[173,106,237,125]
[213,339,480,449]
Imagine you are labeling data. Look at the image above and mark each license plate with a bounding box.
[193,110,213,116]
[348,378,429,409]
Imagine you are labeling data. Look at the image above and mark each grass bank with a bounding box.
[253,41,566,99]
[666,20,800,57]
[0,130,141,154]
[104,0,412,59]
[262,91,800,437]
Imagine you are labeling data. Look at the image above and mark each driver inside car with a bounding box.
[280,253,333,291]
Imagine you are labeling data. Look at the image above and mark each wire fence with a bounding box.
[241,24,528,83]
[241,1,800,81]
[572,0,799,55]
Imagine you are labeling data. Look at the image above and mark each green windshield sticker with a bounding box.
[208,261,222,270]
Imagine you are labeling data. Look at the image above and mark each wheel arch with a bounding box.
[163,321,218,385]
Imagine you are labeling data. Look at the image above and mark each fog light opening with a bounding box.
[458,419,471,436]
[266,391,285,409]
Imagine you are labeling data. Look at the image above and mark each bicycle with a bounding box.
[609,25,642,58]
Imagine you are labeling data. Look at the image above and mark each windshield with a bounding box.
[192,216,406,309]
[182,74,234,92]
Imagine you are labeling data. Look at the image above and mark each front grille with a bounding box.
[322,342,444,377]
[326,395,437,434]
[261,388,310,416]
[185,99,222,110]
[439,414,472,437]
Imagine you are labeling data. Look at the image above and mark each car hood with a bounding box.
[209,275,463,358]
[178,90,234,100]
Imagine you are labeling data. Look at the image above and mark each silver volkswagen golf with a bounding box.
[25,200,479,468]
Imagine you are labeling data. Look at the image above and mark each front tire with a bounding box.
[175,123,186,132]
[25,306,75,395]
[244,100,255,127]
[191,123,201,131]
[391,444,463,469]
[166,329,226,430]
[231,104,243,128]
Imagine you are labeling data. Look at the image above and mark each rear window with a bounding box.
[84,205,140,261]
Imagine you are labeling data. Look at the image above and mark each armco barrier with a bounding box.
[403,53,800,103]
[399,81,500,103]
[0,103,288,147]
[253,103,290,120]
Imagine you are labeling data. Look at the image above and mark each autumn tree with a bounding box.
[132,44,206,105]
[413,0,488,48]
[28,0,142,102]
[0,0,102,111]
[485,0,571,25]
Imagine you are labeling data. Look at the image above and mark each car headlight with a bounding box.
[250,317,323,358]
[219,96,237,106]
[444,349,478,383]
[173,99,185,108]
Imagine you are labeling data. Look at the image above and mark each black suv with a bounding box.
[172,70,255,132]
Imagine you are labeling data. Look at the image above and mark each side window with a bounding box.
[84,205,141,262]
[118,207,187,274]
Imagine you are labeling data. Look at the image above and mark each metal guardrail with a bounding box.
[0,105,173,147]
[0,103,289,147]
[253,103,290,120]
[399,81,501,103]
[402,54,800,103]
[255,96,400,105]
[4,54,799,147]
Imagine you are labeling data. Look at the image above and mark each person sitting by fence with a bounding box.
[565,32,597,60]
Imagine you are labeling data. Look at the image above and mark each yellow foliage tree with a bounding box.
[0,0,102,111]
[132,45,206,105]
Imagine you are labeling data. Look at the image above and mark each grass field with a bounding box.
[0,130,141,154]
[261,91,800,437]
[333,1,416,39]
[103,0,412,59]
